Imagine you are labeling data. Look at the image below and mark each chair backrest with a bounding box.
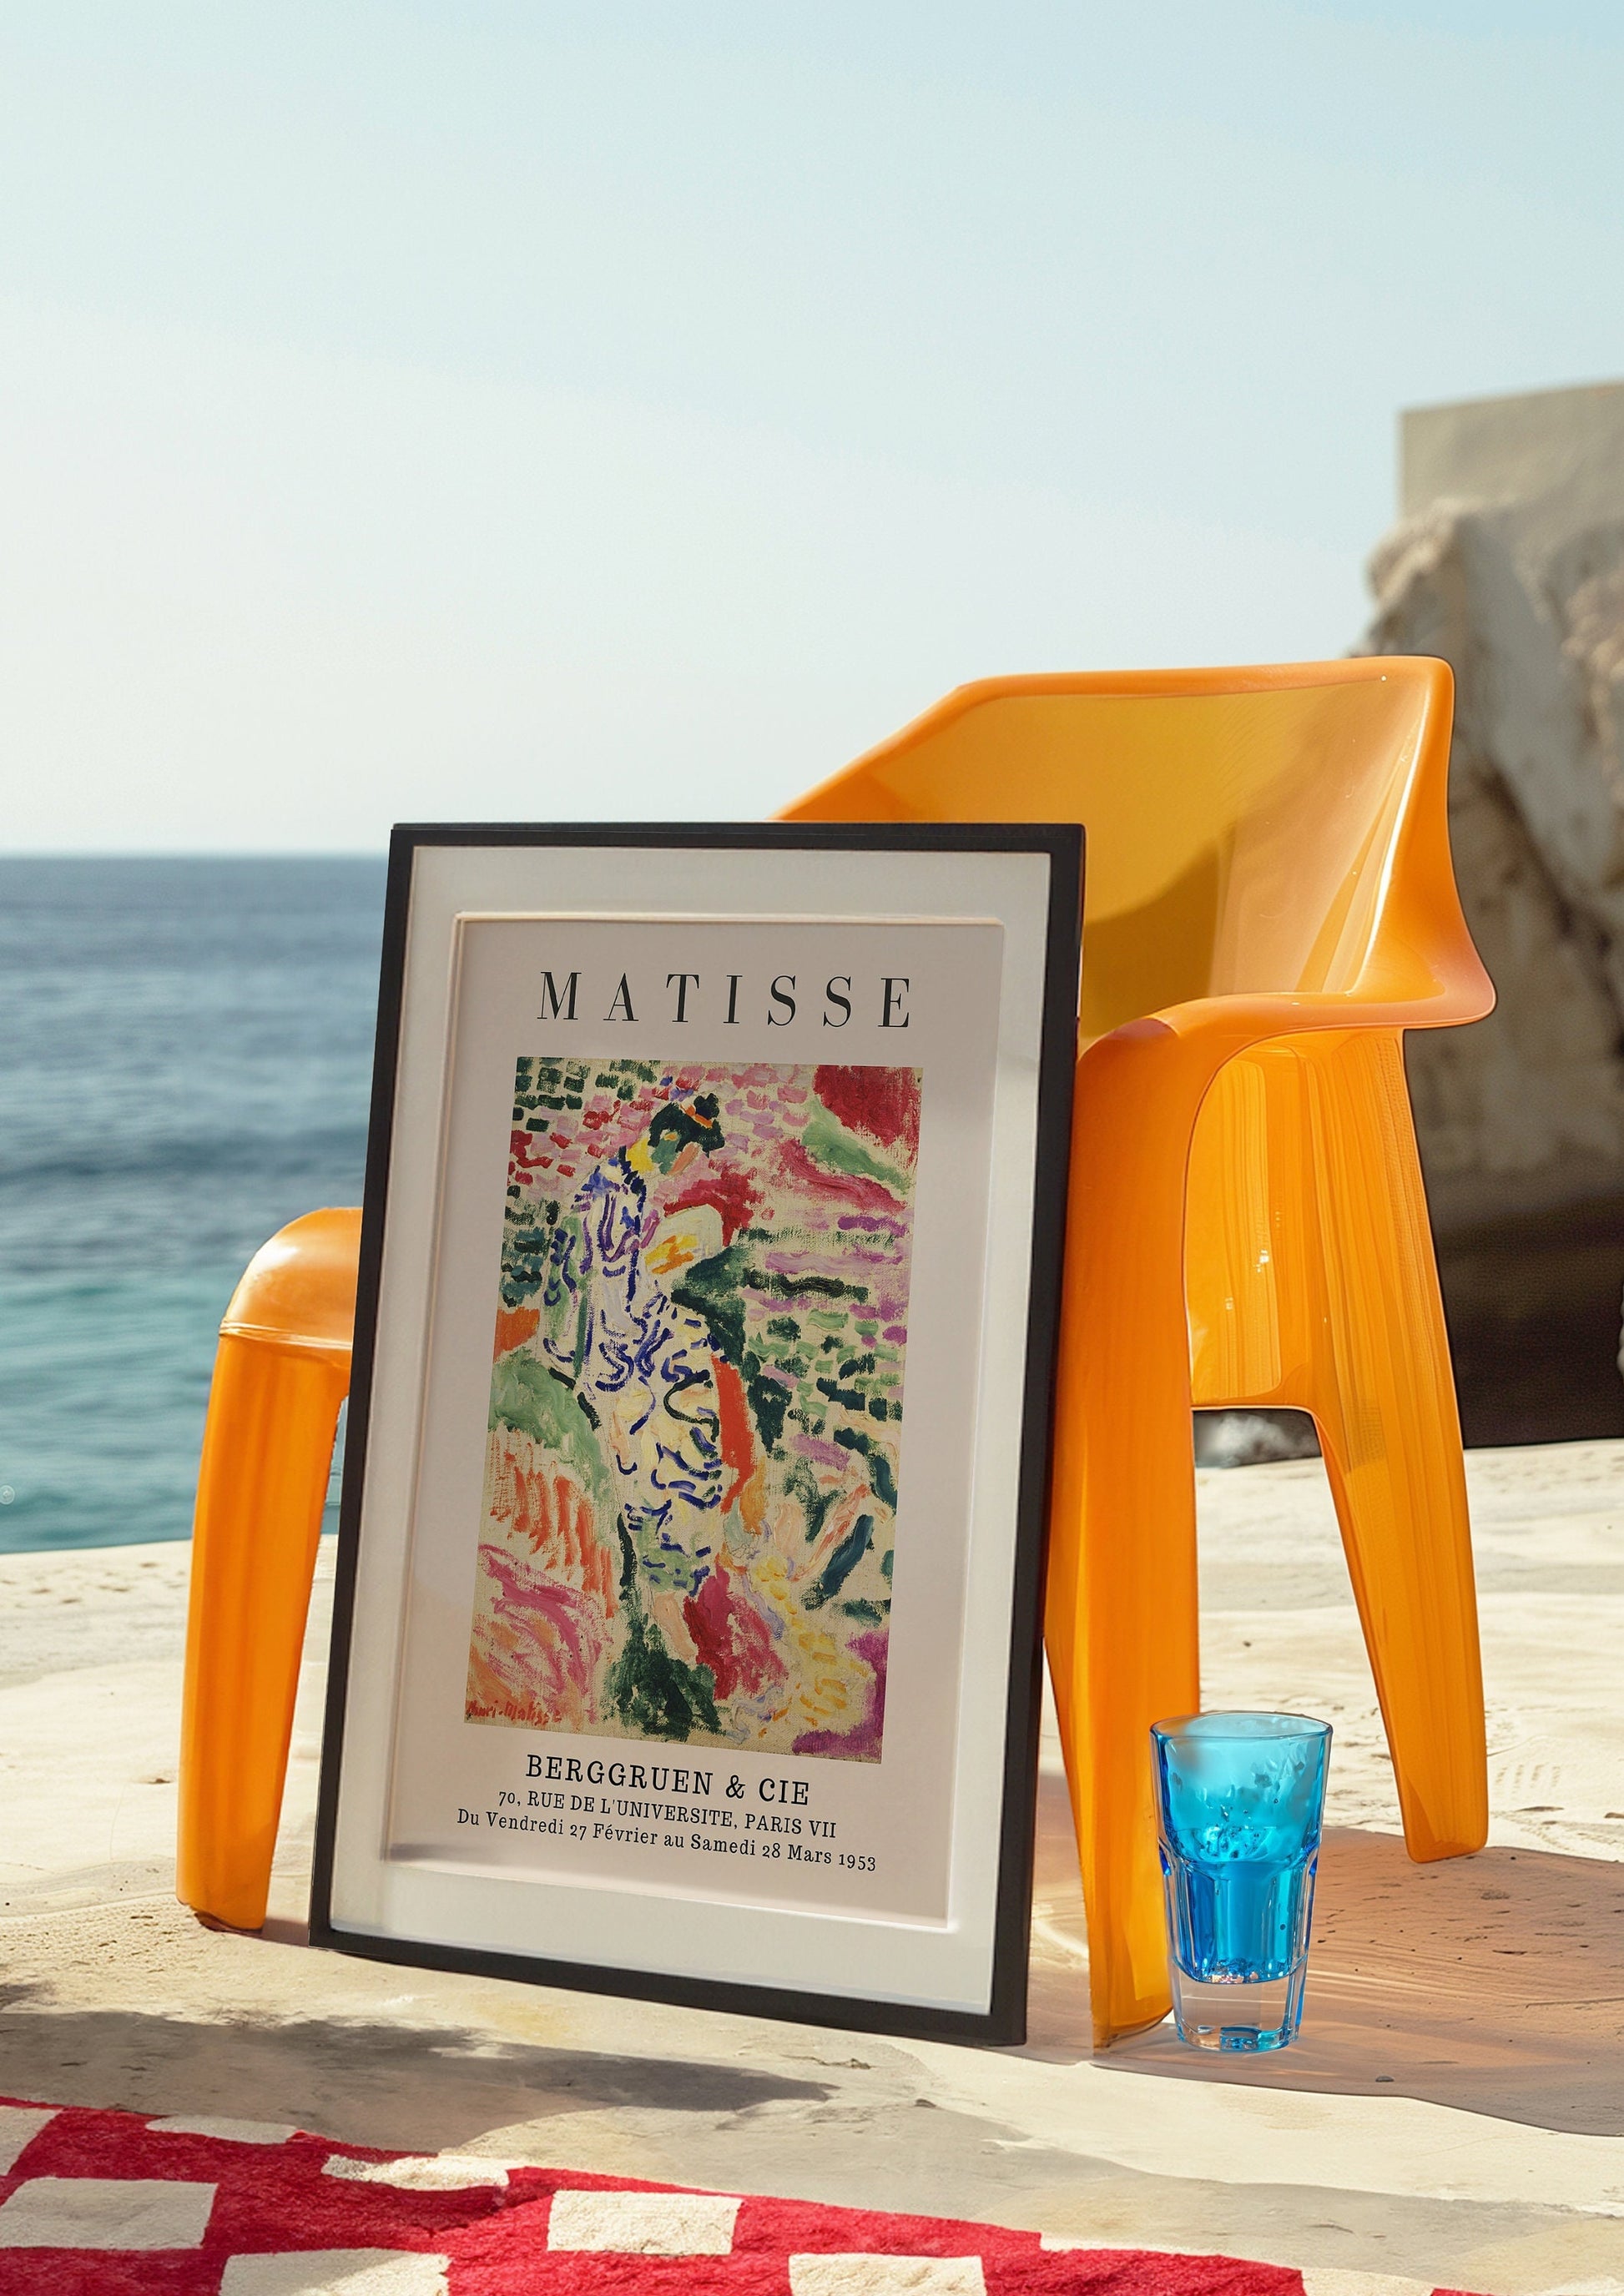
[781,661,1484,1042]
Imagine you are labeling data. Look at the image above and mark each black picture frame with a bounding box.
[310,821,1082,2045]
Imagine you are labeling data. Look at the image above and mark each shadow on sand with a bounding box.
[0,1975,837,2156]
[1028,1788,1624,2137]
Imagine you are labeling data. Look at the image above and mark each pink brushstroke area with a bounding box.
[664,1157,759,1244]
[512,1060,920,1189]
[838,1213,910,1239]
[686,1560,789,1704]
[467,1542,612,1728]
[794,1629,889,1760]
[815,1064,920,1156]
[774,1138,900,1218]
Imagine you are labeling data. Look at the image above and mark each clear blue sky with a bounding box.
[4,3,1621,848]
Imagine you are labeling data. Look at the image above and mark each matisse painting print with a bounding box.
[318,833,1081,2034]
[466,1056,919,1762]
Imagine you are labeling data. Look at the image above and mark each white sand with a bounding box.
[0,1441,1619,2293]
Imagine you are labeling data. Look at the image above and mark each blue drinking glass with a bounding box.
[1150,1710,1331,2052]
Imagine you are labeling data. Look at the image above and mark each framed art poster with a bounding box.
[311,823,1082,2043]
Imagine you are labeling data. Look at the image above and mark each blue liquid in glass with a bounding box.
[1151,1712,1330,2050]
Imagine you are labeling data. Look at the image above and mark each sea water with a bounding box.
[0,857,385,1552]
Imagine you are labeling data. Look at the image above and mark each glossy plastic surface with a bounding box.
[782,659,1493,2043]
[175,662,1491,2045]
[177,1209,359,1930]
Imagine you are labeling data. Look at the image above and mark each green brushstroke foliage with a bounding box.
[670,1222,904,1518]
[489,1349,612,1511]
[500,1213,552,1309]
[784,1455,838,1547]
[605,1604,721,1739]
[671,1244,752,1366]
[802,1099,910,1196]
[830,1424,898,1512]
[607,1522,720,1739]
[804,1511,875,1611]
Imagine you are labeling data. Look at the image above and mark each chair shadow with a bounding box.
[0,1979,838,2157]
[1026,1785,1624,2137]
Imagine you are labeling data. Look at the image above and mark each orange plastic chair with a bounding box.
[784,658,1492,2041]
[177,657,1492,2048]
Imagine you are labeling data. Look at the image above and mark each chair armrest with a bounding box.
[1097,972,1493,1070]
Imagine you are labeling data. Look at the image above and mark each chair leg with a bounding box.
[1046,1028,1203,2046]
[177,1332,349,1928]
[1304,1033,1488,1860]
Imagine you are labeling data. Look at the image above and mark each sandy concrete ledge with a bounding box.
[0,1443,1620,2293]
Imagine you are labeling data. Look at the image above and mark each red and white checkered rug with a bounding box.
[0,2093,1481,2293]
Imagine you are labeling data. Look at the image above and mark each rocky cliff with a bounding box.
[1360,383,1624,1438]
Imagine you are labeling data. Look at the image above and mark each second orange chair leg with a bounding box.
[1303,1033,1488,1860]
[1186,1035,1488,1868]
